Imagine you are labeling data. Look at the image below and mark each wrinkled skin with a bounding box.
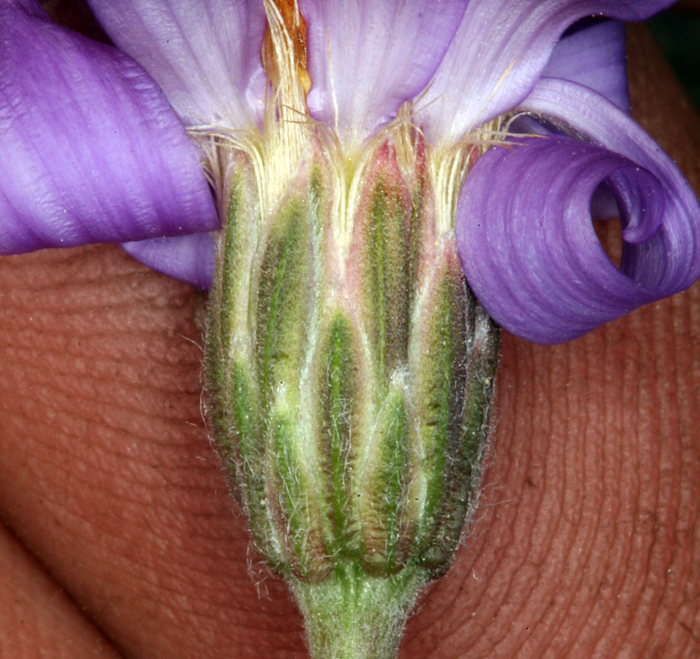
[1,24,699,659]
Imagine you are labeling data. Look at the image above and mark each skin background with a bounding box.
[0,18,699,659]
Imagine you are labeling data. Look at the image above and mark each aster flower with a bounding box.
[3,0,697,344]
[1,2,698,659]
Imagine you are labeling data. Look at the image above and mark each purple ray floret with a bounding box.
[86,0,268,128]
[419,0,677,143]
[299,0,467,142]
[0,0,218,257]
[457,79,700,343]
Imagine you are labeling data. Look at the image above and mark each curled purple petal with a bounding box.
[0,0,219,256]
[419,0,675,143]
[299,0,466,144]
[87,0,267,128]
[457,80,700,344]
[514,20,630,220]
[543,19,629,111]
[121,232,216,289]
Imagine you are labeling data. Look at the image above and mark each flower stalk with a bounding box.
[292,563,428,659]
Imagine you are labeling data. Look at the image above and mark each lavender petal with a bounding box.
[419,0,675,143]
[0,0,218,255]
[543,19,629,111]
[121,232,217,289]
[457,80,700,344]
[300,0,467,145]
[87,0,267,128]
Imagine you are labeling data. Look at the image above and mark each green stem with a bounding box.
[289,563,429,659]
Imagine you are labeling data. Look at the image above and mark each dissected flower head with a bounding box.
[2,3,698,659]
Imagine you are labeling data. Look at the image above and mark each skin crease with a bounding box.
[0,18,699,659]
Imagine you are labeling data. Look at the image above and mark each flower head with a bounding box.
[3,4,698,659]
[2,0,697,344]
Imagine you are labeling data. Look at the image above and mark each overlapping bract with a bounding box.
[1,0,697,343]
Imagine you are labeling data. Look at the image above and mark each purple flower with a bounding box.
[1,0,698,343]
